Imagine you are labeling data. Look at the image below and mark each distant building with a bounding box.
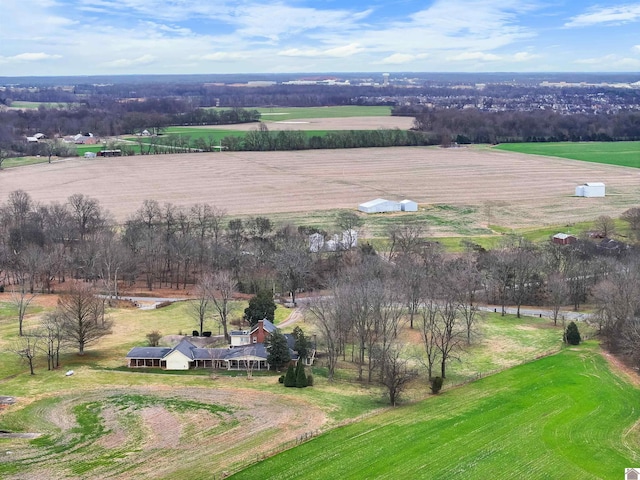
[358,198,402,214]
[552,233,577,245]
[309,233,325,253]
[400,199,418,212]
[358,198,417,214]
[575,182,605,197]
[309,229,358,252]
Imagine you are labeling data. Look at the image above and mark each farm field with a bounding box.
[494,141,640,168]
[3,146,640,233]
[194,115,413,131]
[231,342,640,480]
[0,293,569,479]
[252,106,393,119]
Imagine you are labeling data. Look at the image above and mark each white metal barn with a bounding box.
[400,199,418,212]
[358,198,401,213]
[575,182,605,197]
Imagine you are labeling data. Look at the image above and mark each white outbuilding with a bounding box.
[575,182,605,197]
[358,198,401,214]
[400,199,418,212]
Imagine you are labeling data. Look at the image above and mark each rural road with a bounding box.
[99,295,187,310]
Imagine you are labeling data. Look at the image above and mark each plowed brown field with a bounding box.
[3,145,640,229]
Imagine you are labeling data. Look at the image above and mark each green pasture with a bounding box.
[252,106,392,120]
[494,141,640,168]
[9,101,78,110]
[231,342,640,480]
[0,292,598,478]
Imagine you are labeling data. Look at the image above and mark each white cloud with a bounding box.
[196,52,250,61]
[378,53,429,65]
[102,54,156,68]
[0,52,62,63]
[512,51,540,62]
[278,43,364,58]
[573,53,640,69]
[448,51,501,61]
[565,4,640,27]
[633,45,640,53]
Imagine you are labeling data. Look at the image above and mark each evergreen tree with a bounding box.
[565,321,581,345]
[243,290,276,326]
[292,326,310,360]
[295,360,307,388]
[266,330,291,371]
[284,364,296,387]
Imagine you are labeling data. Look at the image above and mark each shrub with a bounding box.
[565,321,581,345]
[278,375,285,384]
[295,361,307,388]
[146,330,162,347]
[306,373,314,387]
[192,330,199,337]
[430,376,444,394]
[284,365,296,387]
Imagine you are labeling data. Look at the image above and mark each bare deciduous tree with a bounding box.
[306,294,341,382]
[12,334,39,375]
[380,345,417,406]
[207,270,237,342]
[188,278,212,336]
[57,283,112,355]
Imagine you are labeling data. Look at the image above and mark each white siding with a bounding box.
[358,198,401,213]
[400,199,418,212]
[164,350,191,370]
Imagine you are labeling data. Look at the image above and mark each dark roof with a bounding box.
[171,338,198,359]
[226,344,269,360]
[126,346,172,359]
[284,333,296,350]
[250,318,277,336]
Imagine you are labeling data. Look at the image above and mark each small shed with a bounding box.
[552,233,577,245]
[358,198,401,214]
[576,182,605,197]
[400,199,418,212]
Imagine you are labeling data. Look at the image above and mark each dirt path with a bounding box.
[278,308,304,328]
[600,349,640,388]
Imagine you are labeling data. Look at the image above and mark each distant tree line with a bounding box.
[218,126,434,151]
[403,107,640,144]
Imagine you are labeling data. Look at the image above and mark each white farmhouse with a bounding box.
[358,198,401,214]
[575,182,605,197]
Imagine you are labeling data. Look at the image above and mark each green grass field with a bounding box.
[9,101,78,110]
[231,342,640,480]
[0,291,608,478]
[494,141,640,168]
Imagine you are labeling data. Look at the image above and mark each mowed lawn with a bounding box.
[231,343,640,480]
[494,141,640,168]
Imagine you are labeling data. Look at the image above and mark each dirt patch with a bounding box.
[600,349,640,388]
[139,406,182,449]
[96,406,127,449]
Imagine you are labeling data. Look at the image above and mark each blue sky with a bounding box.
[1,0,640,76]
